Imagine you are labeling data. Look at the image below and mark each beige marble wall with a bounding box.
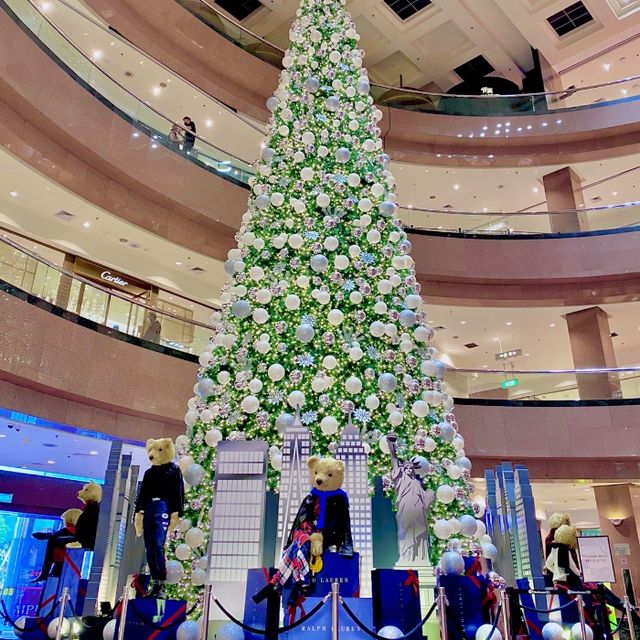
[0,292,197,441]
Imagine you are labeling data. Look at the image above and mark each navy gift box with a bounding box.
[372,569,422,640]
[244,568,275,640]
[281,596,373,640]
[115,598,188,640]
[439,573,489,640]
[307,551,360,598]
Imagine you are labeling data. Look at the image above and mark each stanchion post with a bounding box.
[117,586,130,640]
[201,584,212,640]
[576,594,588,640]
[438,586,448,640]
[625,596,637,640]
[55,587,69,640]
[332,581,340,640]
[499,589,511,640]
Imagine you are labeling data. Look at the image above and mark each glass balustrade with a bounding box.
[0,235,214,355]
[176,0,640,116]
[448,367,640,401]
[2,0,255,185]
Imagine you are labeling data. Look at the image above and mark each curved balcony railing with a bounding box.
[2,0,255,185]
[0,234,213,356]
[175,0,640,116]
[449,366,640,402]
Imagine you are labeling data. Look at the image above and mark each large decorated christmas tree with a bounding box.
[167,0,485,608]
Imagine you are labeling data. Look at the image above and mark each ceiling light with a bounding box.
[89,450,98,456]
[0,435,6,439]
[524,353,531,357]
[505,122,511,127]
[480,132,485,137]
[517,127,523,132]
[176,261,183,266]
[82,221,90,228]
[482,126,488,131]
[603,63,611,71]
[9,191,18,197]
[506,321,513,326]
[40,1,50,10]
[549,323,556,327]
[206,119,214,128]
[533,187,539,194]
[460,321,467,325]
[132,132,140,138]
[47,459,55,465]
[496,124,502,128]
[556,119,562,124]
[151,143,158,149]
[90,50,103,61]
[526,125,533,130]
[453,184,460,191]
[542,122,548,127]
[151,86,161,96]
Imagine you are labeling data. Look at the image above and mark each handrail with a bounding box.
[400,200,640,217]
[42,0,266,136]
[182,0,640,102]
[0,233,215,330]
[7,0,255,171]
[452,366,640,375]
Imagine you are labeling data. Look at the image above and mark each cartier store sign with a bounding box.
[73,257,149,295]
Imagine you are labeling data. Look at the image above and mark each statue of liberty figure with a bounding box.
[387,433,435,564]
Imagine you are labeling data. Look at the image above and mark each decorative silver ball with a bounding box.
[310,254,329,272]
[325,96,340,112]
[379,201,397,217]
[232,300,251,319]
[378,373,397,393]
[378,626,403,639]
[441,551,465,576]
[335,147,351,163]
[440,423,455,442]
[305,77,320,93]
[276,413,295,433]
[399,309,416,327]
[224,259,235,275]
[460,515,478,537]
[296,323,315,343]
[184,463,205,486]
[266,96,279,112]
[255,194,271,210]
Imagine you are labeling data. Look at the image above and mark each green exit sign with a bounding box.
[501,379,520,389]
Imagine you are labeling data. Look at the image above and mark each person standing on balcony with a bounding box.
[182,116,196,155]
[168,123,184,150]
[143,312,161,344]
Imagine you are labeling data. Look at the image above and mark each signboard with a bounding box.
[501,379,520,389]
[73,257,150,295]
[614,543,631,557]
[578,536,616,583]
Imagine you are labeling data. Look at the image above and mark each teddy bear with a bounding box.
[544,512,571,559]
[75,481,102,550]
[134,438,184,598]
[545,524,582,588]
[32,508,83,582]
[253,455,353,605]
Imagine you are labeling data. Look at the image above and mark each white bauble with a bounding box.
[459,515,478,537]
[103,619,117,640]
[476,625,502,640]
[349,346,364,361]
[184,410,198,428]
[542,623,565,640]
[47,618,70,639]
[316,193,331,208]
[482,543,498,561]
[185,527,204,549]
[389,411,404,427]
[379,436,390,454]
[253,308,269,324]
[178,456,194,473]
[370,321,386,337]
[423,437,436,452]
[348,173,361,187]
[437,485,455,504]
[447,465,462,480]
[328,309,344,326]
[249,378,263,394]
[176,434,189,449]
[374,301,387,314]
[300,167,314,181]
[378,627,403,639]
[334,255,350,270]
[177,621,200,640]
[241,395,260,414]
[297,275,310,288]
[285,294,301,310]
[198,351,212,366]
[411,400,429,418]
[271,192,285,207]
[324,236,339,251]
[321,416,339,435]
[378,280,393,295]
[288,233,304,249]
[271,454,282,471]
[205,429,223,447]
[175,544,192,561]
[571,624,594,640]
[345,376,363,394]
[366,395,380,410]
[268,364,285,381]
[350,291,363,304]
[367,229,381,244]
[288,390,306,408]
[475,520,487,539]
[323,355,338,370]
[358,198,373,212]
[434,519,453,540]
[453,436,465,451]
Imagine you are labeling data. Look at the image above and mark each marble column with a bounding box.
[542,167,589,233]
[564,306,621,399]
[593,484,640,600]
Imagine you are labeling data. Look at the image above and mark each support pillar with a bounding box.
[542,167,589,233]
[593,484,640,601]
[564,306,621,399]
[54,253,76,309]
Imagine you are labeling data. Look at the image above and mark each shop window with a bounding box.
[384,0,432,20]
[547,2,594,36]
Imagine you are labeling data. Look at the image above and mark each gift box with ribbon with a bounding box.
[280,596,373,640]
[244,568,278,640]
[308,551,360,598]
[37,549,87,619]
[115,598,188,640]
[439,572,489,640]
[371,569,422,640]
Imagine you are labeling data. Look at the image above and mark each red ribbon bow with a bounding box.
[404,570,420,596]
[287,595,307,625]
[466,558,482,589]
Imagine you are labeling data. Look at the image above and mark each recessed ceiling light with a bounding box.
[151,143,158,149]
[9,191,18,197]
[525,353,531,357]
[556,119,562,124]
[533,187,539,194]
[151,86,161,96]
[132,132,140,138]
[549,323,557,327]
[176,261,183,266]
[205,119,214,128]
[453,184,460,190]
[460,321,467,325]
[0,434,6,439]
[90,50,103,61]
[603,63,611,71]
[89,450,98,456]
[47,459,55,465]
[506,321,513,326]
[82,221,91,228]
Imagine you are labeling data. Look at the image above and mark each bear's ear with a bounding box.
[334,460,345,473]
[307,456,319,471]
[145,438,154,449]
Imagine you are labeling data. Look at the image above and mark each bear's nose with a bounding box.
[316,478,323,485]
[149,455,154,461]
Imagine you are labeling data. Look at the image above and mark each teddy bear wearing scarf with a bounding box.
[253,455,353,604]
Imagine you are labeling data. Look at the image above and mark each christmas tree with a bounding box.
[167,0,485,607]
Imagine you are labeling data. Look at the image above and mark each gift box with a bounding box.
[17,618,49,640]
[372,569,422,640]
[281,596,372,640]
[439,573,489,640]
[308,551,360,598]
[115,598,188,640]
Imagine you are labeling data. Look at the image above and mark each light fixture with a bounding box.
[90,50,103,61]
[608,518,624,527]
[151,86,161,96]
[89,450,98,456]
[9,191,18,197]
[506,321,513,326]
[47,459,55,465]
[206,119,214,128]
[82,221,91,228]
[453,184,460,191]
[176,261,183,266]
[549,323,556,327]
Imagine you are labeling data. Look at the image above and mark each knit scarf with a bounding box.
[310,488,348,529]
